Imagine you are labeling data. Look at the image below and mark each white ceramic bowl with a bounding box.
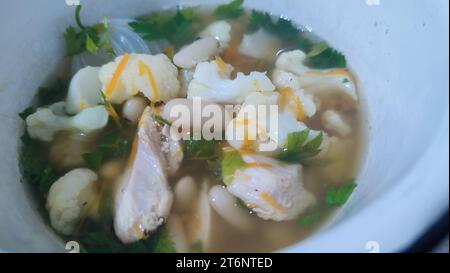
[0,0,448,252]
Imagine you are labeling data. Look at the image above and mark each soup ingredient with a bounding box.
[208,185,254,231]
[66,66,103,114]
[297,210,324,227]
[248,10,299,41]
[178,69,194,96]
[167,214,189,252]
[187,59,275,104]
[184,138,219,160]
[99,53,180,103]
[46,168,98,235]
[321,110,351,137]
[122,96,147,123]
[199,21,232,49]
[213,0,244,19]
[326,179,357,206]
[19,133,59,194]
[82,132,131,171]
[226,92,320,153]
[173,37,220,69]
[128,8,196,48]
[114,108,174,243]
[224,152,316,221]
[272,50,357,101]
[161,124,184,175]
[64,6,114,57]
[162,98,232,134]
[173,176,198,213]
[277,129,323,163]
[305,41,346,69]
[186,181,213,252]
[36,78,69,105]
[26,105,108,141]
[238,29,281,60]
[50,132,93,170]
[278,87,317,119]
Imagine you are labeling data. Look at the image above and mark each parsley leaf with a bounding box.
[184,137,219,160]
[82,132,131,170]
[221,149,247,185]
[305,45,347,69]
[152,226,177,253]
[214,0,244,19]
[277,130,323,163]
[151,114,172,126]
[129,8,196,48]
[248,10,346,68]
[64,5,115,57]
[36,78,68,104]
[19,133,59,194]
[248,10,299,40]
[191,240,204,253]
[326,179,357,207]
[297,211,324,227]
[18,107,35,120]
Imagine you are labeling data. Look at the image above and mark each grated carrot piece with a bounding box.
[215,56,228,75]
[105,53,130,98]
[260,192,287,213]
[279,87,306,121]
[139,60,160,102]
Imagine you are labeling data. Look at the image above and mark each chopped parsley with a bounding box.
[221,149,247,185]
[214,0,245,19]
[82,132,131,171]
[129,7,197,48]
[277,130,323,163]
[64,5,115,57]
[184,137,219,160]
[326,179,357,207]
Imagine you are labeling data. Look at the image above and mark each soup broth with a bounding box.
[19,2,365,253]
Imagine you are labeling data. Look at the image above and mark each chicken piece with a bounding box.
[46,168,98,235]
[99,53,180,104]
[272,50,358,102]
[187,59,275,104]
[114,107,182,243]
[26,104,108,141]
[223,151,316,221]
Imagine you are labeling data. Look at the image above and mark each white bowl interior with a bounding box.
[0,0,448,252]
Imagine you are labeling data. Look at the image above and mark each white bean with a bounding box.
[173,176,198,213]
[167,214,189,252]
[173,37,220,69]
[122,96,147,123]
[208,185,254,232]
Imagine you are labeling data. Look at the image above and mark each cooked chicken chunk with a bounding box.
[225,152,316,221]
[114,107,183,243]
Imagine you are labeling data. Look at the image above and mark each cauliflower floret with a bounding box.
[65,66,103,114]
[199,20,232,49]
[173,37,220,69]
[187,60,275,104]
[225,153,316,221]
[99,53,180,104]
[26,105,109,141]
[272,50,358,101]
[46,168,98,235]
[226,91,320,153]
[238,29,281,61]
